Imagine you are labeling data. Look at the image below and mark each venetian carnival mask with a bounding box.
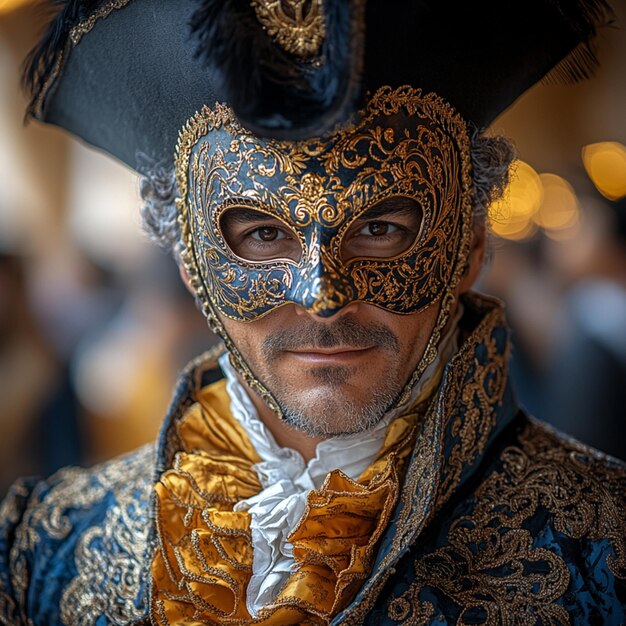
[176,86,474,325]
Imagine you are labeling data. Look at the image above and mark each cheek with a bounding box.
[390,306,440,358]
[221,320,254,355]
[219,314,277,363]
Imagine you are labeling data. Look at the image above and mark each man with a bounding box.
[1,1,625,625]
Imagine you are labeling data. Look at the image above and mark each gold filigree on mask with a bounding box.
[250,0,326,58]
[178,86,472,322]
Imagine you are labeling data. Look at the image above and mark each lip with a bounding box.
[285,346,375,364]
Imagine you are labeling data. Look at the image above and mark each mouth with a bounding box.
[285,346,375,364]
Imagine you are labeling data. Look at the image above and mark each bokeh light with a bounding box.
[535,174,580,240]
[581,141,626,201]
[0,0,34,14]
[490,161,583,242]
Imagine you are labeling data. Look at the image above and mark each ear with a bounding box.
[456,224,486,294]
[178,263,196,296]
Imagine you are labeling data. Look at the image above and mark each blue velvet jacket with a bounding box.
[1,294,625,625]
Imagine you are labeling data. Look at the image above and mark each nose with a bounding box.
[291,246,354,318]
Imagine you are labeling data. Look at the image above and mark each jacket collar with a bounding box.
[150,291,517,621]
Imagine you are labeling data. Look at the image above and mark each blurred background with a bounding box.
[0,1,624,494]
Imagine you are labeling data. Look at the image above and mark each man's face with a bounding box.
[219,299,440,437]
[176,87,476,433]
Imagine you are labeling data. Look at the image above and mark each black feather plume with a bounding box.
[542,0,616,85]
[551,0,614,35]
[22,0,105,120]
[189,0,364,139]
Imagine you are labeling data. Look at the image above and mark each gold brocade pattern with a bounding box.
[437,325,509,505]
[387,596,435,625]
[250,0,326,58]
[386,419,626,625]
[10,446,154,626]
[59,454,153,625]
[0,480,32,625]
[151,379,419,624]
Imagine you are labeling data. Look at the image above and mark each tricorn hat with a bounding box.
[24,0,615,172]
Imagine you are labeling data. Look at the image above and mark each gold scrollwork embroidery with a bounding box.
[12,446,154,626]
[0,479,34,626]
[250,0,326,58]
[59,450,154,625]
[437,320,510,505]
[387,596,435,626]
[386,419,626,625]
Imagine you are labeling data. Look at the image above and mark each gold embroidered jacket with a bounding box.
[1,293,625,625]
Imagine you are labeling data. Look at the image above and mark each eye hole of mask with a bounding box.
[220,206,302,263]
[341,196,424,262]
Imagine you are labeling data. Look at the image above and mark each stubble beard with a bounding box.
[275,382,402,438]
[256,316,408,438]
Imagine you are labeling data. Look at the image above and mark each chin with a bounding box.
[276,388,398,438]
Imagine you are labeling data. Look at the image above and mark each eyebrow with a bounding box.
[221,207,279,225]
[355,197,421,221]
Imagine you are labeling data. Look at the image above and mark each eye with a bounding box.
[250,227,287,242]
[341,197,423,261]
[356,222,400,237]
[220,206,302,262]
